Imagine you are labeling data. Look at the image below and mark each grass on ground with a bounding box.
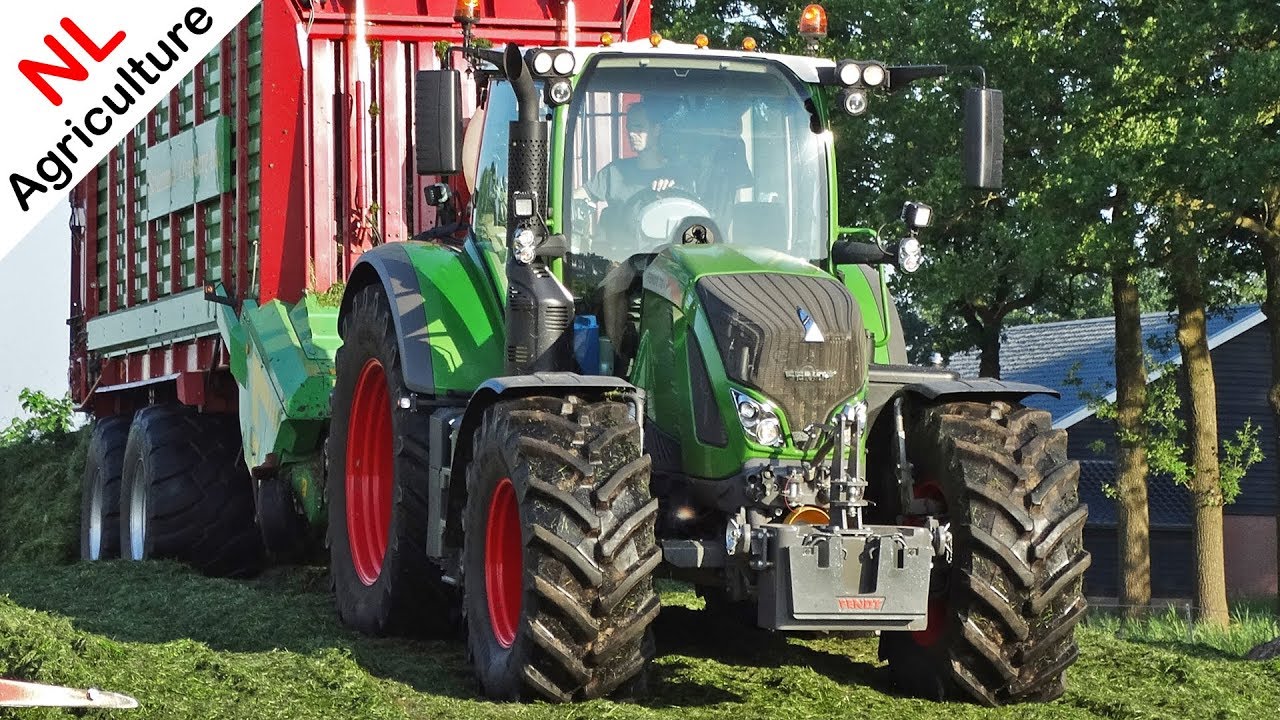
[2,561,1280,720]
[2,431,1279,719]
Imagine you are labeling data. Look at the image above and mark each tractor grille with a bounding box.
[696,273,864,430]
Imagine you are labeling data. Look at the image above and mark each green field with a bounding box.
[2,432,1279,719]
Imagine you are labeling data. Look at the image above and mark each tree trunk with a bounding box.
[978,322,1001,379]
[1112,265,1152,616]
[1170,245,1230,628]
[1259,238,1280,616]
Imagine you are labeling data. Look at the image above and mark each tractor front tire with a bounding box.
[118,405,264,577]
[880,400,1090,705]
[328,282,453,636]
[463,396,661,701]
[81,415,131,561]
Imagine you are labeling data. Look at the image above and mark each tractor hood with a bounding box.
[644,243,868,443]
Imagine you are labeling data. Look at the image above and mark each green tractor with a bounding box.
[327,31,1089,706]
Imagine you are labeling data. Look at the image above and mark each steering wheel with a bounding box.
[618,187,715,247]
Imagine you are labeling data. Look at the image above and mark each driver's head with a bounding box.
[626,103,658,153]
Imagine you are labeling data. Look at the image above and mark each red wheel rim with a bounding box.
[913,596,948,647]
[485,477,522,648]
[345,358,394,586]
[909,477,948,648]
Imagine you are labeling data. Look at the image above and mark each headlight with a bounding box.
[513,228,538,264]
[755,417,782,446]
[898,236,923,273]
[732,389,784,447]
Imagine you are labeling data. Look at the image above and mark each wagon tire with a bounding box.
[80,415,131,561]
[118,405,265,577]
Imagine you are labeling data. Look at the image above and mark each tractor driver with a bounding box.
[576,102,678,207]
[573,101,686,257]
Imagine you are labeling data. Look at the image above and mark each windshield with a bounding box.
[563,55,829,290]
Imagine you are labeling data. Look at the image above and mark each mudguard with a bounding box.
[865,364,1059,429]
[903,376,1060,401]
[340,242,506,396]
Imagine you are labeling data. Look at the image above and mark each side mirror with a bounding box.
[414,70,462,175]
[962,88,1003,189]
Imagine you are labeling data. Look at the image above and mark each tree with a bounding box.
[0,389,74,446]
[1112,0,1278,626]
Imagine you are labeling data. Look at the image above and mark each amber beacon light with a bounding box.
[799,4,828,38]
[454,0,480,22]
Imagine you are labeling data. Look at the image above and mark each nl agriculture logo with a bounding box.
[2,2,258,261]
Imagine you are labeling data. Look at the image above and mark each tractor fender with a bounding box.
[865,365,1059,432]
[341,244,437,394]
[442,373,642,548]
[902,376,1060,402]
[340,242,506,396]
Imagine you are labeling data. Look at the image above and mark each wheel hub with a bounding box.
[87,469,104,560]
[128,470,147,560]
[346,358,395,586]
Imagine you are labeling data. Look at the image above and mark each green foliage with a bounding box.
[1084,357,1264,504]
[309,281,347,308]
[1,389,74,447]
[1221,418,1265,504]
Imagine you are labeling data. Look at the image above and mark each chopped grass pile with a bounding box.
[0,428,87,565]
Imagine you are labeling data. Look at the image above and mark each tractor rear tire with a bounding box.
[80,415,131,561]
[118,405,264,577]
[327,282,453,636]
[880,400,1090,705]
[463,395,661,701]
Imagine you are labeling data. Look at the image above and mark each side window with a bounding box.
[473,82,519,259]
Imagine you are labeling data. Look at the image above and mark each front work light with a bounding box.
[530,50,554,75]
[552,50,576,75]
[546,79,573,106]
[839,88,868,115]
[901,201,933,229]
[525,48,575,78]
[861,62,886,87]
[836,60,861,86]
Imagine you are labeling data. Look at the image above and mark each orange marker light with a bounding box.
[741,36,758,51]
[649,31,663,47]
[694,33,710,49]
[600,31,614,46]
[454,0,480,21]
[798,4,827,38]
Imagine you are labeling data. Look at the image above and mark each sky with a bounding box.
[0,198,72,425]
